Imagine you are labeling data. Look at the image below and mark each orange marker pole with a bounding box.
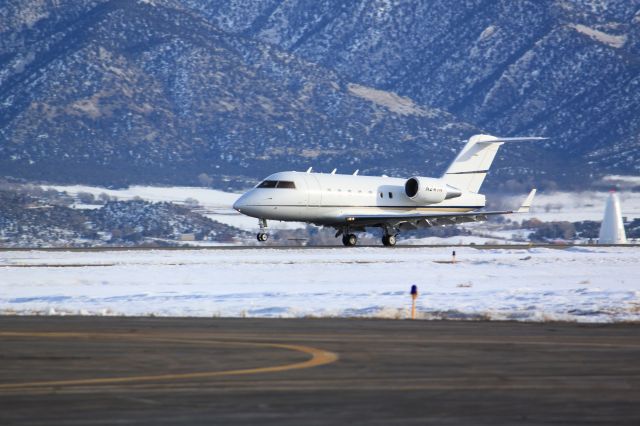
[410,285,418,320]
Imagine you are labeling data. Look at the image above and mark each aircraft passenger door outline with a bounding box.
[305,173,322,208]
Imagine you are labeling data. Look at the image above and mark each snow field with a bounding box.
[1,246,638,322]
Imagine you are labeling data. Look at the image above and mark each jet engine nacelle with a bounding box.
[404,177,462,204]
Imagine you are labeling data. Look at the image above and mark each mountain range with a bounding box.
[1,0,639,190]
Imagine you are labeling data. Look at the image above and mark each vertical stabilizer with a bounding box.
[442,134,546,193]
[599,192,627,244]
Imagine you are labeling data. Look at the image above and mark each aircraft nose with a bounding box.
[232,195,245,212]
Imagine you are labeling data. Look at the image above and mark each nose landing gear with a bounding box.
[256,219,269,243]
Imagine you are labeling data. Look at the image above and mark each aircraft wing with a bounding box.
[339,189,536,230]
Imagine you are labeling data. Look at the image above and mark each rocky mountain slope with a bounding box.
[1,0,639,189]
[0,0,475,189]
[184,0,640,185]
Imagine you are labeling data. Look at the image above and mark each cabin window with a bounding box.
[388,192,393,199]
[380,192,384,198]
[258,180,277,188]
[276,181,296,189]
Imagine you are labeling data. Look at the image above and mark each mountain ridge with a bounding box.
[1,0,638,190]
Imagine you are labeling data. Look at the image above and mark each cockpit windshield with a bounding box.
[277,181,296,189]
[257,180,296,189]
[257,180,277,188]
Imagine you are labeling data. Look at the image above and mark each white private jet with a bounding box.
[233,134,543,246]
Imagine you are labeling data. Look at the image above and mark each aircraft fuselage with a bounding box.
[233,171,485,226]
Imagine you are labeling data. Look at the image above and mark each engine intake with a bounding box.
[405,177,462,204]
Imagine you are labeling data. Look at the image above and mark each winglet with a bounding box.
[517,189,537,213]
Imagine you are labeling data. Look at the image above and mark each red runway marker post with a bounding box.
[410,285,418,320]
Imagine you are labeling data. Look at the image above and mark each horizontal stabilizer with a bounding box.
[477,137,547,144]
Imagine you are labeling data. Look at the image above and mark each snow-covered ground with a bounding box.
[504,189,640,222]
[1,247,638,323]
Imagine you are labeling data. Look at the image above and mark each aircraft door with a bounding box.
[304,174,323,207]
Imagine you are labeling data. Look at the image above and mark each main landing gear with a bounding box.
[336,226,398,247]
[382,234,397,247]
[382,226,398,247]
[256,218,269,242]
[342,233,358,247]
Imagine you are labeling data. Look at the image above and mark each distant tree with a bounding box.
[574,221,600,239]
[522,218,544,228]
[198,173,213,187]
[529,221,576,241]
[184,197,199,208]
[626,219,640,238]
[77,192,95,204]
[109,229,122,241]
[50,193,74,207]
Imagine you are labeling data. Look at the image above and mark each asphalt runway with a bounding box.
[1,317,639,425]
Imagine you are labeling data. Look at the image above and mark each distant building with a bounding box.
[179,233,196,242]
[598,192,627,244]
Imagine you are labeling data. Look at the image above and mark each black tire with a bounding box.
[382,235,397,246]
[387,235,397,246]
[257,233,268,242]
[346,234,357,246]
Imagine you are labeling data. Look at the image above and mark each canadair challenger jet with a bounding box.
[233,134,542,246]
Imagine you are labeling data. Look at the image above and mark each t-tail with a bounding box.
[442,134,547,194]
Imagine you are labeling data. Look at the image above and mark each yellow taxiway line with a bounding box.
[0,332,339,390]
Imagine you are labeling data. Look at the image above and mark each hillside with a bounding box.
[0,0,475,189]
[1,0,639,189]
[0,186,245,247]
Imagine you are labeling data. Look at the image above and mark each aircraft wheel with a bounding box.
[382,235,397,247]
[342,234,357,247]
[257,232,269,242]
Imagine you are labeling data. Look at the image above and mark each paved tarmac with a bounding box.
[1,317,639,425]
